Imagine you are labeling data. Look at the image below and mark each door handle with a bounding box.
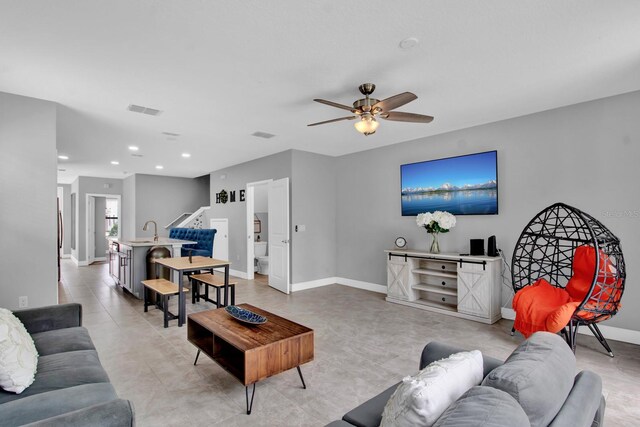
[282,239,289,244]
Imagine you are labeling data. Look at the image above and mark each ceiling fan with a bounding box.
[308,83,434,136]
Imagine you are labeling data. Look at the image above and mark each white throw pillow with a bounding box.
[0,308,39,393]
[380,350,484,427]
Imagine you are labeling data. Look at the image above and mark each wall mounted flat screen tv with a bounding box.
[401,150,498,216]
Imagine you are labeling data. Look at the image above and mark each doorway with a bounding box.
[210,218,229,273]
[86,194,121,265]
[245,178,290,294]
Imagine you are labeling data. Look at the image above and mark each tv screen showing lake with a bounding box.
[401,151,498,216]
[401,189,498,216]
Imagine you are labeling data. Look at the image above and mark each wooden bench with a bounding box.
[142,279,189,328]
[189,273,237,308]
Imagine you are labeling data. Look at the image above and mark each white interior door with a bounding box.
[87,196,95,265]
[210,218,229,272]
[268,178,290,294]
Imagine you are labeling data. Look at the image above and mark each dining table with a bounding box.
[154,256,231,326]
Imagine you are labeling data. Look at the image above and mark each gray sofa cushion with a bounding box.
[0,383,118,427]
[31,327,95,356]
[549,370,602,427]
[0,350,110,404]
[433,386,530,427]
[13,303,82,334]
[481,332,576,427]
[342,383,399,427]
[22,398,134,427]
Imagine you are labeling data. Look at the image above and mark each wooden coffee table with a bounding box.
[187,304,314,414]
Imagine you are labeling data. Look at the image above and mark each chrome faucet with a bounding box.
[143,220,159,242]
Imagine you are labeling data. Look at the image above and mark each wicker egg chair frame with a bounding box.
[511,202,626,356]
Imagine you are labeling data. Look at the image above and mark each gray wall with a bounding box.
[72,176,123,263]
[122,175,136,240]
[291,150,337,282]
[94,197,108,258]
[0,92,58,309]
[209,151,293,274]
[336,90,640,332]
[58,183,71,256]
[134,174,210,239]
[208,150,337,284]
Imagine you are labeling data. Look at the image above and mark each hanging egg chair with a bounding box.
[511,202,626,356]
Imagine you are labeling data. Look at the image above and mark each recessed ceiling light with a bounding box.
[58,155,69,160]
[111,161,119,165]
[155,165,164,170]
[399,37,419,50]
[128,146,139,151]
[181,153,191,158]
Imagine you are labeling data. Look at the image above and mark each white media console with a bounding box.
[385,249,502,324]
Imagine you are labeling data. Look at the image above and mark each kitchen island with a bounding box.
[108,238,196,299]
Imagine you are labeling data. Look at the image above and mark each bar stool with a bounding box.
[142,279,189,328]
[190,273,237,308]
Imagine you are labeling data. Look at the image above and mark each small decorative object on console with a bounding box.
[225,305,268,325]
[416,211,456,254]
[394,237,407,249]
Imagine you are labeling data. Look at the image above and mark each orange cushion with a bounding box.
[513,279,574,338]
[566,245,621,308]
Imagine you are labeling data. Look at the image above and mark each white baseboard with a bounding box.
[289,276,386,294]
[229,269,248,280]
[501,307,515,320]
[70,256,88,267]
[61,254,71,259]
[93,257,106,262]
[291,277,338,292]
[500,307,640,345]
[336,277,387,294]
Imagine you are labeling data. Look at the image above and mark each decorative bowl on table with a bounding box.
[225,305,267,325]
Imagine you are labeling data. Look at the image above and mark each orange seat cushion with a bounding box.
[513,279,578,338]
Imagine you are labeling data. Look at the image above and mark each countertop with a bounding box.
[113,238,196,247]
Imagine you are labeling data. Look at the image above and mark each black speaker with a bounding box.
[470,239,484,256]
[487,235,499,257]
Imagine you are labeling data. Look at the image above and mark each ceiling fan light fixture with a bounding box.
[354,113,379,136]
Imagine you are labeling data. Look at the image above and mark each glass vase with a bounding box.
[429,232,440,254]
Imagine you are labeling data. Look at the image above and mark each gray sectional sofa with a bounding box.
[327,332,605,427]
[0,303,134,426]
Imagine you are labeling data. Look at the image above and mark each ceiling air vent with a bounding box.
[127,104,163,116]
[131,154,143,157]
[251,131,276,139]
[162,132,180,137]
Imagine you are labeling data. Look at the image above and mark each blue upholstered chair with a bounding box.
[169,228,217,258]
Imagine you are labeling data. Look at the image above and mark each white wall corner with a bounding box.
[500,307,640,346]
[291,277,338,292]
[337,277,387,294]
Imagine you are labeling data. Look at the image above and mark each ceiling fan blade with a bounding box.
[313,99,356,112]
[373,92,417,112]
[307,116,357,126]
[380,111,434,123]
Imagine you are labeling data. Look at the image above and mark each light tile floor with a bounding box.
[58,260,640,426]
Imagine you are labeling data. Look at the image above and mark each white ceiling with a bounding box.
[2,1,640,184]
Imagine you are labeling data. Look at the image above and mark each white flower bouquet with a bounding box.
[416,211,457,234]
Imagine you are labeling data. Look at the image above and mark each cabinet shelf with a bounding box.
[412,298,457,312]
[412,268,457,279]
[412,283,457,297]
